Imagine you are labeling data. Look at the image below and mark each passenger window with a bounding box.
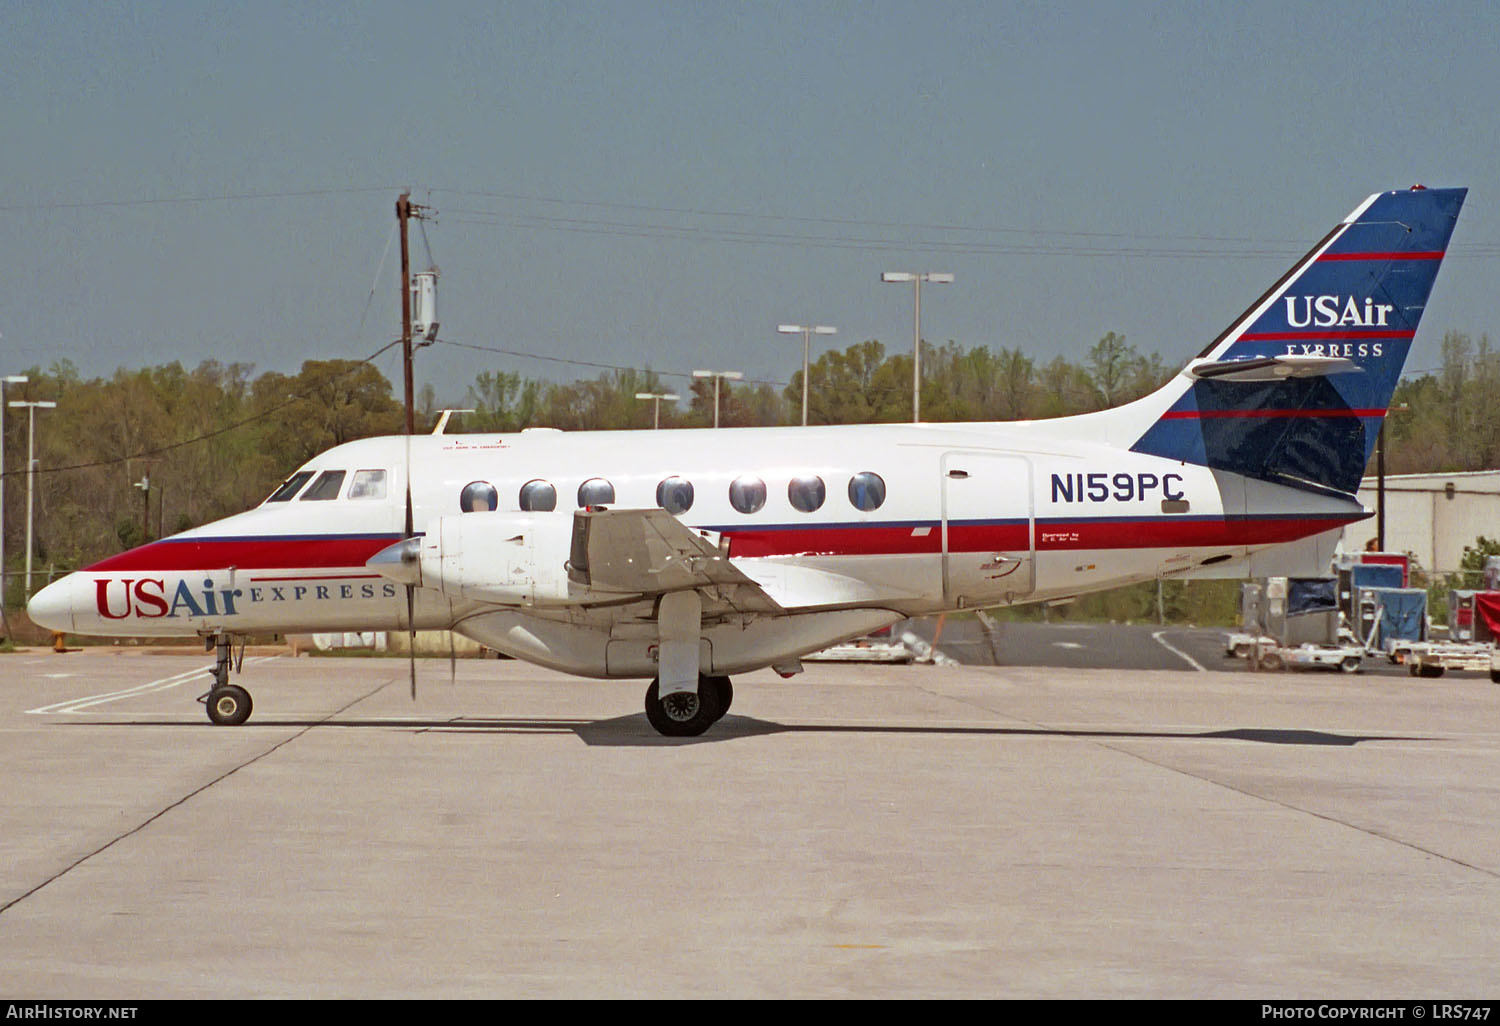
[656,476,694,515]
[577,478,615,507]
[300,470,347,501]
[788,475,826,513]
[265,470,315,503]
[728,476,766,514]
[848,472,886,512]
[519,479,557,512]
[348,469,388,500]
[460,481,499,512]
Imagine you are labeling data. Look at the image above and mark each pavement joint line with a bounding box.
[0,671,398,920]
[1083,734,1500,883]
[907,675,1499,879]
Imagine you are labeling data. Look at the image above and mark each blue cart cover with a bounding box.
[1287,578,1338,617]
[1351,563,1405,593]
[1363,587,1427,644]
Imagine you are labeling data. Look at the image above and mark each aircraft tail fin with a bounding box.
[1128,186,1466,495]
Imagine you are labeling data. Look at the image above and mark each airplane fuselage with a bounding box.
[30,419,1365,679]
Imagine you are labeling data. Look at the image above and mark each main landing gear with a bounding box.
[644,675,733,737]
[201,632,252,726]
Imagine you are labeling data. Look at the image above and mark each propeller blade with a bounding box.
[407,583,417,701]
[404,463,416,701]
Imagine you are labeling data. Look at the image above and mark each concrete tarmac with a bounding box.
[2,647,1499,998]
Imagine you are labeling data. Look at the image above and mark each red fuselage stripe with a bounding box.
[84,536,402,573]
[81,515,1363,572]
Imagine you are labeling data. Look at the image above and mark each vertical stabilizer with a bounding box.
[1130,186,1466,495]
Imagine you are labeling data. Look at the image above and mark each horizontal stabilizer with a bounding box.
[1187,355,1362,382]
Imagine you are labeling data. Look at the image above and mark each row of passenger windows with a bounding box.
[264,466,888,516]
[461,473,888,515]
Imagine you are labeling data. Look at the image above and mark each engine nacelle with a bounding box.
[418,511,582,606]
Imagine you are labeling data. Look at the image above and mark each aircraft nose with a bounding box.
[26,575,78,633]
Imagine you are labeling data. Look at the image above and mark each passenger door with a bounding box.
[941,451,1035,607]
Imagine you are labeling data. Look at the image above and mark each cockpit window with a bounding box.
[299,470,347,501]
[265,470,315,503]
[348,469,388,500]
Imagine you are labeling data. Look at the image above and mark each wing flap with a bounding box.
[571,508,784,614]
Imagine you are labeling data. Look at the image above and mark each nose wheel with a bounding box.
[206,684,253,726]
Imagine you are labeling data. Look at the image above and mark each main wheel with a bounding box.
[644,678,721,737]
[704,675,733,719]
[1340,657,1361,674]
[206,684,253,726]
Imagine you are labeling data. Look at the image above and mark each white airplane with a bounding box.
[27,186,1467,735]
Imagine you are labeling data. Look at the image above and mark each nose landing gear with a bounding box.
[200,632,252,726]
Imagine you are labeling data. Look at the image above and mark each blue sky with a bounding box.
[2,1,1496,406]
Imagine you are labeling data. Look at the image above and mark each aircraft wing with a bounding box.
[570,508,785,614]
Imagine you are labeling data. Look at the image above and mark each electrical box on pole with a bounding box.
[411,270,439,343]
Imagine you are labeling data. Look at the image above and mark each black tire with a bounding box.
[1490,669,1500,685]
[705,675,733,719]
[206,684,252,726]
[1260,653,1283,672]
[644,678,721,737]
[1340,657,1360,674]
[1421,665,1446,678]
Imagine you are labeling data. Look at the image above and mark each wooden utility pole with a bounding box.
[397,191,415,437]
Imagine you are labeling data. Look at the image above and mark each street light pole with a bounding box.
[634,392,680,430]
[880,272,953,423]
[134,473,151,546]
[692,370,743,429]
[777,324,836,426]
[0,375,27,609]
[9,400,56,599]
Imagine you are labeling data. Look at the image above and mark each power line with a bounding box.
[0,186,405,213]
[433,187,1500,258]
[434,187,1319,246]
[443,209,1308,260]
[436,337,790,388]
[0,339,404,481]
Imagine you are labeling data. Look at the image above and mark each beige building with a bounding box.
[1342,469,1500,577]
